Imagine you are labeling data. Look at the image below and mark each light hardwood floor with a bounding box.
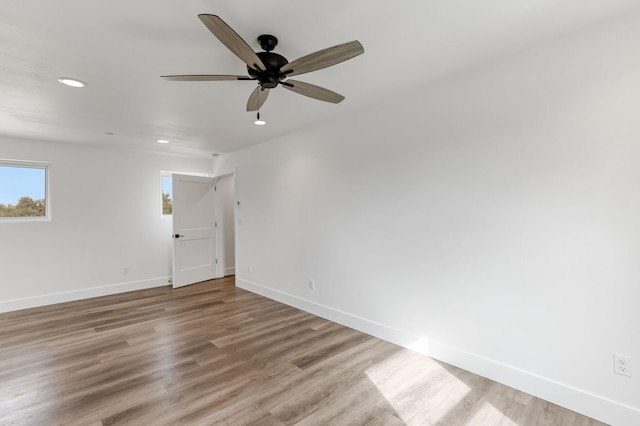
[0,276,607,425]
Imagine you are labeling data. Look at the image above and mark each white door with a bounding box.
[172,174,217,288]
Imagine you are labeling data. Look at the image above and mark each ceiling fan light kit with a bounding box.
[253,112,266,126]
[161,14,364,115]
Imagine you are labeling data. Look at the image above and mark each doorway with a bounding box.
[170,172,236,287]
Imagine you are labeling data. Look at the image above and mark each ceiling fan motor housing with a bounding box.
[247,35,289,89]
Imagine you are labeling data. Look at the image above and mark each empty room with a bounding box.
[1,1,639,425]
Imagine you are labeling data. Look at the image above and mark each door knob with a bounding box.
[173,234,185,239]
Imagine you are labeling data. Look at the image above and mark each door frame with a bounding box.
[213,171,237,278]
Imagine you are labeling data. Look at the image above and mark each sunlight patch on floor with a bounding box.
[466,401,519,425]
[365,346,471,424]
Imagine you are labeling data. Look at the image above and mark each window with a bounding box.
[162,174,172,215]
[0,161,49,221]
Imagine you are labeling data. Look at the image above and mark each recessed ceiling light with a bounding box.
[57,77,86,88]
[157,139,170,144]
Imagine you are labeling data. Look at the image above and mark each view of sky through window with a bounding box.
[0,165,45,205]
[162,175,173,215]
[162,175,173,199]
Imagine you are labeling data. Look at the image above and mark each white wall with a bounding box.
[215,10,640,426]
[0,137,212,311]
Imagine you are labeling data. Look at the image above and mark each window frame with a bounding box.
[0,159,51,223]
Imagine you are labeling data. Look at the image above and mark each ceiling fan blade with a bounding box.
[281,80,345,104]
[280,41,364,77]
[198,15,266,72]
[247,86,270,111]
[161,75,252,81]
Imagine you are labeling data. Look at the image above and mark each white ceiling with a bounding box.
[1,0,639,157]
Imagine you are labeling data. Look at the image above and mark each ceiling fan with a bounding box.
[161,15,364,112]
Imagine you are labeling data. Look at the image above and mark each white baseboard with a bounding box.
[237,278,640,426]
[224,266,235,276]
[0,277,170,313]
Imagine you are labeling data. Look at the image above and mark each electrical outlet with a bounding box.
[308,279,315,290]
[123,266,129,275]
[613,353,632,377]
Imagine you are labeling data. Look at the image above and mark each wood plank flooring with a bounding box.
[0,277,607,425]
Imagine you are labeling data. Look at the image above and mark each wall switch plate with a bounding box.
[613,353,632,377]
[309,279,315,290]
[123,266,129,275]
